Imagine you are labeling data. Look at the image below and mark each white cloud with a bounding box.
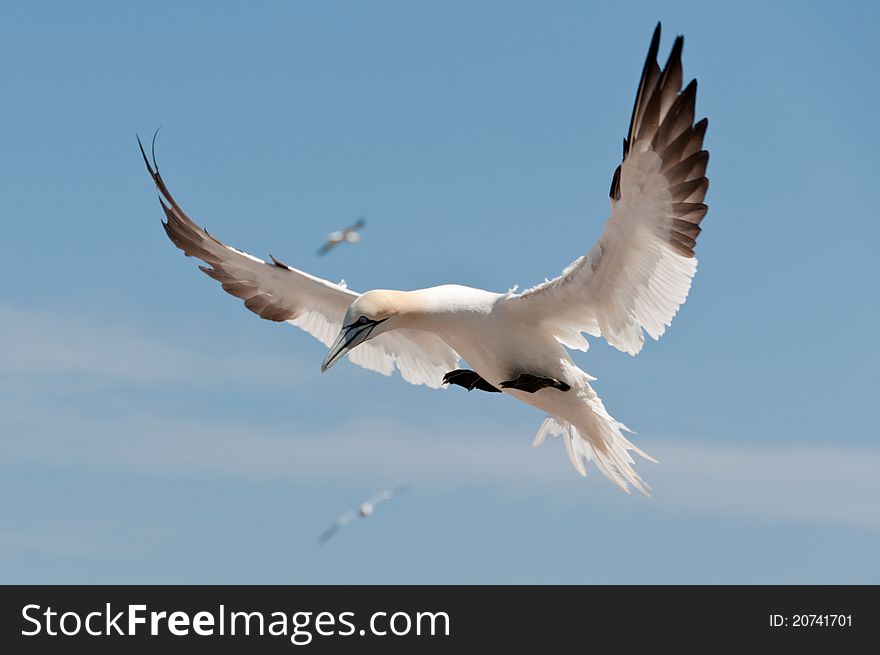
[3,302,878,531]
[5,407,880,530]
[0,304,310,387]
[650,441,880,528]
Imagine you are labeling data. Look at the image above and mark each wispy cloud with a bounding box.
[3,302,878,531]
[6,406,880,530]
[651,441,880,529]
[0,303,310,388]
[0,529,108,558]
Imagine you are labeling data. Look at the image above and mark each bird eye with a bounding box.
[357,316,369,325]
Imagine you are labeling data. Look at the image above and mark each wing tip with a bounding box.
[269,253,291,269]
[649,21,662,54]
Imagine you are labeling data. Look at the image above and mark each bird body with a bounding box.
[375,286,569,391]
[317,218,365,255]
[142,23,708,495]
[318,486,408,544]
[324,285,655,492]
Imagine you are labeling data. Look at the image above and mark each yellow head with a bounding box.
[320,290,409,372]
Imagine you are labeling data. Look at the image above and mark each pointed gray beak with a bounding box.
[320,319,386,372]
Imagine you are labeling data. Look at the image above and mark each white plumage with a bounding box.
[142,23,709,494]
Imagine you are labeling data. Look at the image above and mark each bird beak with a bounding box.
[320,319,386,372]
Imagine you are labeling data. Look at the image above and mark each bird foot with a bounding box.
[442,369,501,393]
[499,373,571,393]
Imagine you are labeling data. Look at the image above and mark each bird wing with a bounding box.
[317,510,357,545]
[316,239,338,255]
[345,218,365,232]
[141,140,459,386]
[506,23,709,356]
[366,484,409,506]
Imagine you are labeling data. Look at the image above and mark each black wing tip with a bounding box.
[269,254,290,269]
[625,23,666,158]
[640,23,662,81]
[136,134,153,174]
[665,35,684,69]
[652,22,686,49]
[150,127,161,163]
[609,165,622,200]
[136,127,163,173]
[646,22,662,66]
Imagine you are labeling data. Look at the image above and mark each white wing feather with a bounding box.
[508,25,708,356]
[366,485,409,506]
[141,142,459,387]
[513,148,700,355]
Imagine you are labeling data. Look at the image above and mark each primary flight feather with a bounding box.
[142,22,708,494]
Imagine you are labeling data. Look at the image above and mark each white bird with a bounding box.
[141,22,708,495]
[318,485,409,545]
[317,218,365,256]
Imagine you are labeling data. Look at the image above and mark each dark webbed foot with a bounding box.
[499,373,571,393]
[442,369,501,393]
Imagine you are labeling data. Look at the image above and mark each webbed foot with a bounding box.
[442,369,501,393]
[499,373,571,393]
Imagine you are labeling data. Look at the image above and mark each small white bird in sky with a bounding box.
[141,23,709,495]
[317,218,365,256]
[318,486,409,545]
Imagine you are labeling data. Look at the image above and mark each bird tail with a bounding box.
[533,385,657,495]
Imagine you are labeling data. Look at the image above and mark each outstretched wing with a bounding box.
[345,217,366,233]
[366,484,409,507]
[507,23,709,355]
[317,233,342,256]
[141,139,459,386]
[318,510,357,545]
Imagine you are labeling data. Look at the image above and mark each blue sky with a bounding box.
[1,0,879,583]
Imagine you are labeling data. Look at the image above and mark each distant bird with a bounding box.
[317,218,365,255]
[318,486,409,545]
[141,22,709,495]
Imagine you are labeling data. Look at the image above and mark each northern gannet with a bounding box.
[318,485,409,545]
[141,23,708,494]
[317,218,366,256]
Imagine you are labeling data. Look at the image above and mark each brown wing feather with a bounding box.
[139,137,327,323]
[608,22,709,258]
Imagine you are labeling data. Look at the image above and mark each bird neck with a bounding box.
[381,286,500,334]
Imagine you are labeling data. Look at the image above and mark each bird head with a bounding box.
[320,290,404,372]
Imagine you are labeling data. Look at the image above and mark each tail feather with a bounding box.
[533,391,658,495]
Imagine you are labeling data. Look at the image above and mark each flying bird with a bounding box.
[318,486,409,545]
[141,22,708,495]
[317,218,365,255]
